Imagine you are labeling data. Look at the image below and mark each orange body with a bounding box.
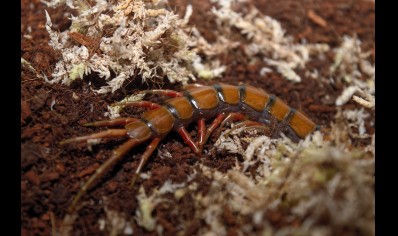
[127,84,317,142]
[62,83,318,211]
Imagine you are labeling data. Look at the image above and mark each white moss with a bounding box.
[193,56,226,80]
[336,86,358,106]
[135,187,160,231]
[44,0,196,93]
[103,205,127,236]
[210,3,329,82]
[158,180,186,195]
[342,108,371,138]
[331,36,375,108]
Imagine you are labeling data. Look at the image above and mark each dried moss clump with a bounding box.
[43,0,196,93]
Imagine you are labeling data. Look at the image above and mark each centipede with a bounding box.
[61,83,319,211]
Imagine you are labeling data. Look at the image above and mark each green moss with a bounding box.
[68,63,86,80]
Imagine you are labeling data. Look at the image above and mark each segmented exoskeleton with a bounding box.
[61,83,318,211]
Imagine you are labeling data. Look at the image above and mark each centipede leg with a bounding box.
[130,137,161,188]
[220,113,247,128]
[83,118,140,127]
[210,112,247,144]
[224,120,270,137]
[139,89,183,97]
[198,113,247,152]
[177,127,201,155]
[69,138,139,212]
[271,123,300,142]
[60,129,127,145]
[197,113,226,152]
[112,101,161,110]
[270,109,300,141]
[197,119,206,150]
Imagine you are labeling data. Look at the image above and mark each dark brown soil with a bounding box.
[21,0,374,235]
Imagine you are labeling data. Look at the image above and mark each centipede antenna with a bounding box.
[129,137,161,188]
[68,138,139,212]
[138,89,183,98]
[112,101,161,110]
[60,129,127,145]
[83,118,139,127]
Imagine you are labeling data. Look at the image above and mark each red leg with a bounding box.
[60,129,127,145]
[69,138,139,212]
[230,120,263,129]
[177,127,200,155]
[130,137,162,188]
[206,113,227,135]
[179,113,250,154]
[112,101,161,110]
[197,113,226,152]
[139,89,183,98]
[224,120,269,136]
[198,113,248,152]
[220,113,247,129]
[197,119,206,149]
[83,117,139,127]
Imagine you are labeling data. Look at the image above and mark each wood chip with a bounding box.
[307,10,328,28]
[21,100,31,124]
[309,104,335,112]
[78,163,100,177]
[25,170,41,186]
[40,172,60,182]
